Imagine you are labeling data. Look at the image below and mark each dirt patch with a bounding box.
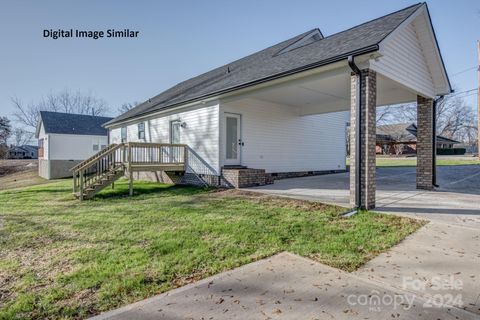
[0,160,52,190]
[0,159,38,177]
[206,189,342,213]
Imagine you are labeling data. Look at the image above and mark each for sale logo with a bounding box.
[346,276,464,312]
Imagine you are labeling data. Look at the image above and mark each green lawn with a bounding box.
[377,157,480,167]
[346,157,480,167]
[0,180,424,319]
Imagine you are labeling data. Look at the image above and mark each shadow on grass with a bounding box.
[93,182,208,200]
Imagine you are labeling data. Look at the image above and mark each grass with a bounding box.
[0,169,53,191]
[0,180,425,319]
[346,157,480,167]
[376,157,480,167]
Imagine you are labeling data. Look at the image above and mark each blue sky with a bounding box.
[0,0,478,121]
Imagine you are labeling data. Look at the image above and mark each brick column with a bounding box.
[350,69,376,209]
[416,95,434,190]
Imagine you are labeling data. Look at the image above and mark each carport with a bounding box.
[232,3,451,209]
[247,166,480,220]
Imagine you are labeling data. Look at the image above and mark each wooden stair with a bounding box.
[74,167,124,199]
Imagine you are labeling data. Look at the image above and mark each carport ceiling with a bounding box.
[248,69,418,115]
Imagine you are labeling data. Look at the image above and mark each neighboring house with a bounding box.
[92,3,450,209]
[36,111,113,179]
[8,145,38,159]
[376,123,460,155]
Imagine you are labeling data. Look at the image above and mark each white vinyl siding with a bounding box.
[220,99,347,173]
[109,103,220,175]
[110,128,121,144]
[370,15,435,98]
[48,134,109,160]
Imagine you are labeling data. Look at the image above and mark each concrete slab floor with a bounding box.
[91,252,476,320]
[246,166,480,226]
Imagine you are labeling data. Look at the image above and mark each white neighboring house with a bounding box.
[36,111,113,179]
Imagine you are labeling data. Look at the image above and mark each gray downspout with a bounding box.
[432,95,444,187]
[348,55,362,210]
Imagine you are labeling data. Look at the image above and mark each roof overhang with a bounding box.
[35,117,42,138]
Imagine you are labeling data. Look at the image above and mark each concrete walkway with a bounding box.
[355,221,480,316]
[91,252,475,320]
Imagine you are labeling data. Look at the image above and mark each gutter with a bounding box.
[105,45,379,128]
[432,95,445,187]
[345,55,363,215]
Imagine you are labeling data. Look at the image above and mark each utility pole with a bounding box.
[477,40,480,158]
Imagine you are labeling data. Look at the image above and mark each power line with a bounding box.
[459,92,477,99]
[449,88,478,97]
[450,66,477,77]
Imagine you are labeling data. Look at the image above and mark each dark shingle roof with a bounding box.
[39,111,113,136]
[107,3,424,126]
[377,123,460,144]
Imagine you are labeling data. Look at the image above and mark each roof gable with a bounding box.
[37,111,113,136]
[377,123,460,144]
[107,3,424,126]
[375,4,451,96]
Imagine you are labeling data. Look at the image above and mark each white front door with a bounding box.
[170,120,181,144]
[169,120,181,162]
[224,113,242,166]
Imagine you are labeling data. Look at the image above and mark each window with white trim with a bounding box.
[121,127,127,142]
[138,122,145,140]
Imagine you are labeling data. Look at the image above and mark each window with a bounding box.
[101,145,107,150]
[138,122,145,140]
[93,144,99,151]
[38,139,44,158]
[121,127,127,142]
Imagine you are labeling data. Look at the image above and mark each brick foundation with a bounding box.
[131,168,348,189]
[269,170,346,180]
[416,95,434,190]
[349,69,376,209]
[221,168,272,188]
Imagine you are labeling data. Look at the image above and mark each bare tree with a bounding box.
[0,116,12,145]
[11,128,34,146]
[392,143,406,156]
[117,101,140,115]
[435,96,476,141]
[377,93,478,148]
[12,89,109,130]
[376,105,395,125]
[0,117,12,159]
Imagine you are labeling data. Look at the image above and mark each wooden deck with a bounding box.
[71,142,187,200]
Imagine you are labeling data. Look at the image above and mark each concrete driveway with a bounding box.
[247,165,480,225]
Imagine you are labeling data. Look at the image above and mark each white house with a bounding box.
[36,111,113,179]
[81,3,450,209]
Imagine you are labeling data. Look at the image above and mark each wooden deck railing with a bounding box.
[71,142,188,200]
[126,142,187,166]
